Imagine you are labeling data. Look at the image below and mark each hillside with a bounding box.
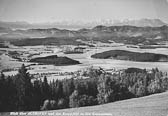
[1,91,168,116]
[91,50,168,62]
[9,37,86,46]
[30,55,80,66]
[53,91,168,116]
[1,25,168,46]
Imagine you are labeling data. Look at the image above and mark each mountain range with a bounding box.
[0,25,167,47]
[0,19,167,30]
[0,18,168,47]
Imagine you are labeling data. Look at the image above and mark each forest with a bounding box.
[30,55,80,66]
[0,65,168,112]
[91,50,168,62]
[9,37,86,46]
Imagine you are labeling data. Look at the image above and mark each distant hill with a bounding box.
[1,23,168,46]
[30,55,80,66]
[0,21,31,29]
[0,27,12,33]
[91,50,168,62]
[112,19,167,27]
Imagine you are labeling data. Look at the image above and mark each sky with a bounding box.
[0,0,168,23]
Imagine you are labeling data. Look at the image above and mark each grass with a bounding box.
[1,91,168,116]
[53,91,168,116]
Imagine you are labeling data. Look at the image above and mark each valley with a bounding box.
[1,40,168,81]
[1,0,168,114]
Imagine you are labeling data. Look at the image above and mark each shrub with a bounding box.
[40,100,51,111]
[50,100,57,110]
[57,98,68,109]
[41,99,57,110]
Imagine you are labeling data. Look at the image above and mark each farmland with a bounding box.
[1,0,168,114]
[1,24,168,115]
[1,42,168,80]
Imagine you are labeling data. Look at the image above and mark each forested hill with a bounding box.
[30,55,80,66]
[1,25,168,46]
[91,50,168,62]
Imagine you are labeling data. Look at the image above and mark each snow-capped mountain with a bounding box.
[111,19,167,27]
[0,19,167,30]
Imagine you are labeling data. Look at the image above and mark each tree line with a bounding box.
[0,65,168,112]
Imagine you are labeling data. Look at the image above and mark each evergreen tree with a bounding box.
[14,64,33,111]
[32,79,43,110]
[41,76,50,100]
[5,76,17,111]
[56,81,63,99]
[63,78,75,97]
[0,72,6,111]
